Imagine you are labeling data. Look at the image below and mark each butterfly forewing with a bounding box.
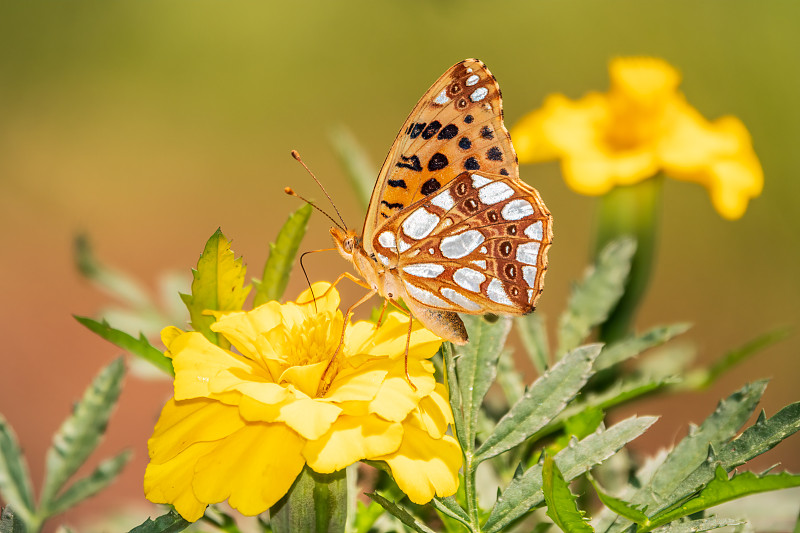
[372,171,552,316]
[363,59,518,247]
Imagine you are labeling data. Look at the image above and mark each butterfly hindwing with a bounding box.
[363,59,518,246]
[372,171,552,315]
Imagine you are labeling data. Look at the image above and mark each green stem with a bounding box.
[270,466,347,533]
[595,176,663,343]
[463,454,481,531]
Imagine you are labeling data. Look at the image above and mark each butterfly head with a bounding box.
[330,227,361,260]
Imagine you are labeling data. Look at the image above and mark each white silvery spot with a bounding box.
[440,230,485,259]
[440,287,481,311]
[470,87,489,102]
[402,207,439,240]
[434,90,450,105]
[403,281,451,308]
[376,252,389,266]
[480,246,488,254]
[430,190,455,211]
[466,74,480,86]
[402,263,445,278]
[378,231,396,250]
[522,265,537,288]
[502,199,535,221]
[453,268,485,292]
[397,238,411,253]
[466,67,473,73]
[471,174,492,188]
[471,259,487,269]
[478,181,514,205]
[516,242,541,265]
[487,279,513,305]
[527,288,534,301]
[524,220,544,240]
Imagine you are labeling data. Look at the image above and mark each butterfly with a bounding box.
[310,59,552,392]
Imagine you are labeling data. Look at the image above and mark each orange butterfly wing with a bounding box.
[363,59,518,251]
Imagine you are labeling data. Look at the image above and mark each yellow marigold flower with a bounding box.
[144,282,461,521]
[512,57,763,219]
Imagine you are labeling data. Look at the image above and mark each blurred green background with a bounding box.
[1,1,798,530]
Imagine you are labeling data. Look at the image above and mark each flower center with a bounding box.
[281,311,343,368]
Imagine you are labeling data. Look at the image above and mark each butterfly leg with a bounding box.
[317,288,377,396]
[376,298,417,391]
[375,298,390,327]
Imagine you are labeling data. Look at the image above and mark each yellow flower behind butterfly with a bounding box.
[144,282,461,521]
[512,57,763,220]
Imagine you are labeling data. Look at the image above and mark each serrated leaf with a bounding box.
[484,416,657,533]
[47,450,131,515]
[0,507,26,533]
[588,475,650,526]
[74,316,173,375]
[550,407,605,454]
[253,204,313,306]
[496,347,525,407]
[180,229,251,346]
[646,467,800,531]
[40,358,126,510]
[543,454,594,532]
[454,315,511,453]
[366,493,436,533]
[516,313,550,374]
[475,344,601,463]
[595,323,691,373]
[0,418,35,519]
[128,509,192,533]
[442,342,466,452]
[652,516,745,533]
[329,124,377,210]
[557,238,635,355]
[639,380,767,507]
[432,496,470,528]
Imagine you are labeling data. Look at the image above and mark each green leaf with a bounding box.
[652,517,745,533]
[588,475,649,526]
[0,418,35,520]
[180,229,251,346]
[253,204,313,306]
[454,315,511,453]
[353,500,387,533]
[637,380,767,507]
[688,327,790,389]
[329,124,377,210]
[74,316,173,375]
[542,455,594,532]
[483,416,657,533]
[47,450,131,515]
[0,507,26,533]
[549,407,605,454]
[442,342,465,452]
[557,238,635,355]
[496,347,525,407]
[474,344,601,464]
[432,496,470,528]
[128,509,192,533]
[647,467,800,531]
[594,323,691,373]
[516,313,550,374]
[366,492,436,533]
[40,358,126,511]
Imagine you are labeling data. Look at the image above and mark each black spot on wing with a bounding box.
[487,147,503,161]
[499,168,509,176]
[396,155,422,171]
[458,137,471,150]
[464,114,474,124]
[480,126,494,140]
[422,121,442,140]
[410,123,425,139]
[438,124,459,140]
[428,153,449,171]
[421,178,441,196]
[464,157,480,170]
[388,179,407,189]
[381,200,404,209]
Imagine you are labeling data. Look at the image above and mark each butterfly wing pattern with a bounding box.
[331,58,552,346]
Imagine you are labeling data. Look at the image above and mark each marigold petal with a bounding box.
[169,331,269,402]
[417,383,454,439]
[295,282,341,317]
[193,422,306,516]
[279,360,328,398]
[144,440,215,521]
[274,398,342,440]
[376,424,462,504]
[303,414,403,473]
[353,313,442,361]
[148,397,247,464]
[161,326,184,357]
[563,148,658,195]
[608,57,681,106]
[325,360,390,403]
[369,359,436,422]
[210,303,282,361]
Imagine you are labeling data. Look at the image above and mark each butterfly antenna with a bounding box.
[284,187,345,231]
[291,150,348,229]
